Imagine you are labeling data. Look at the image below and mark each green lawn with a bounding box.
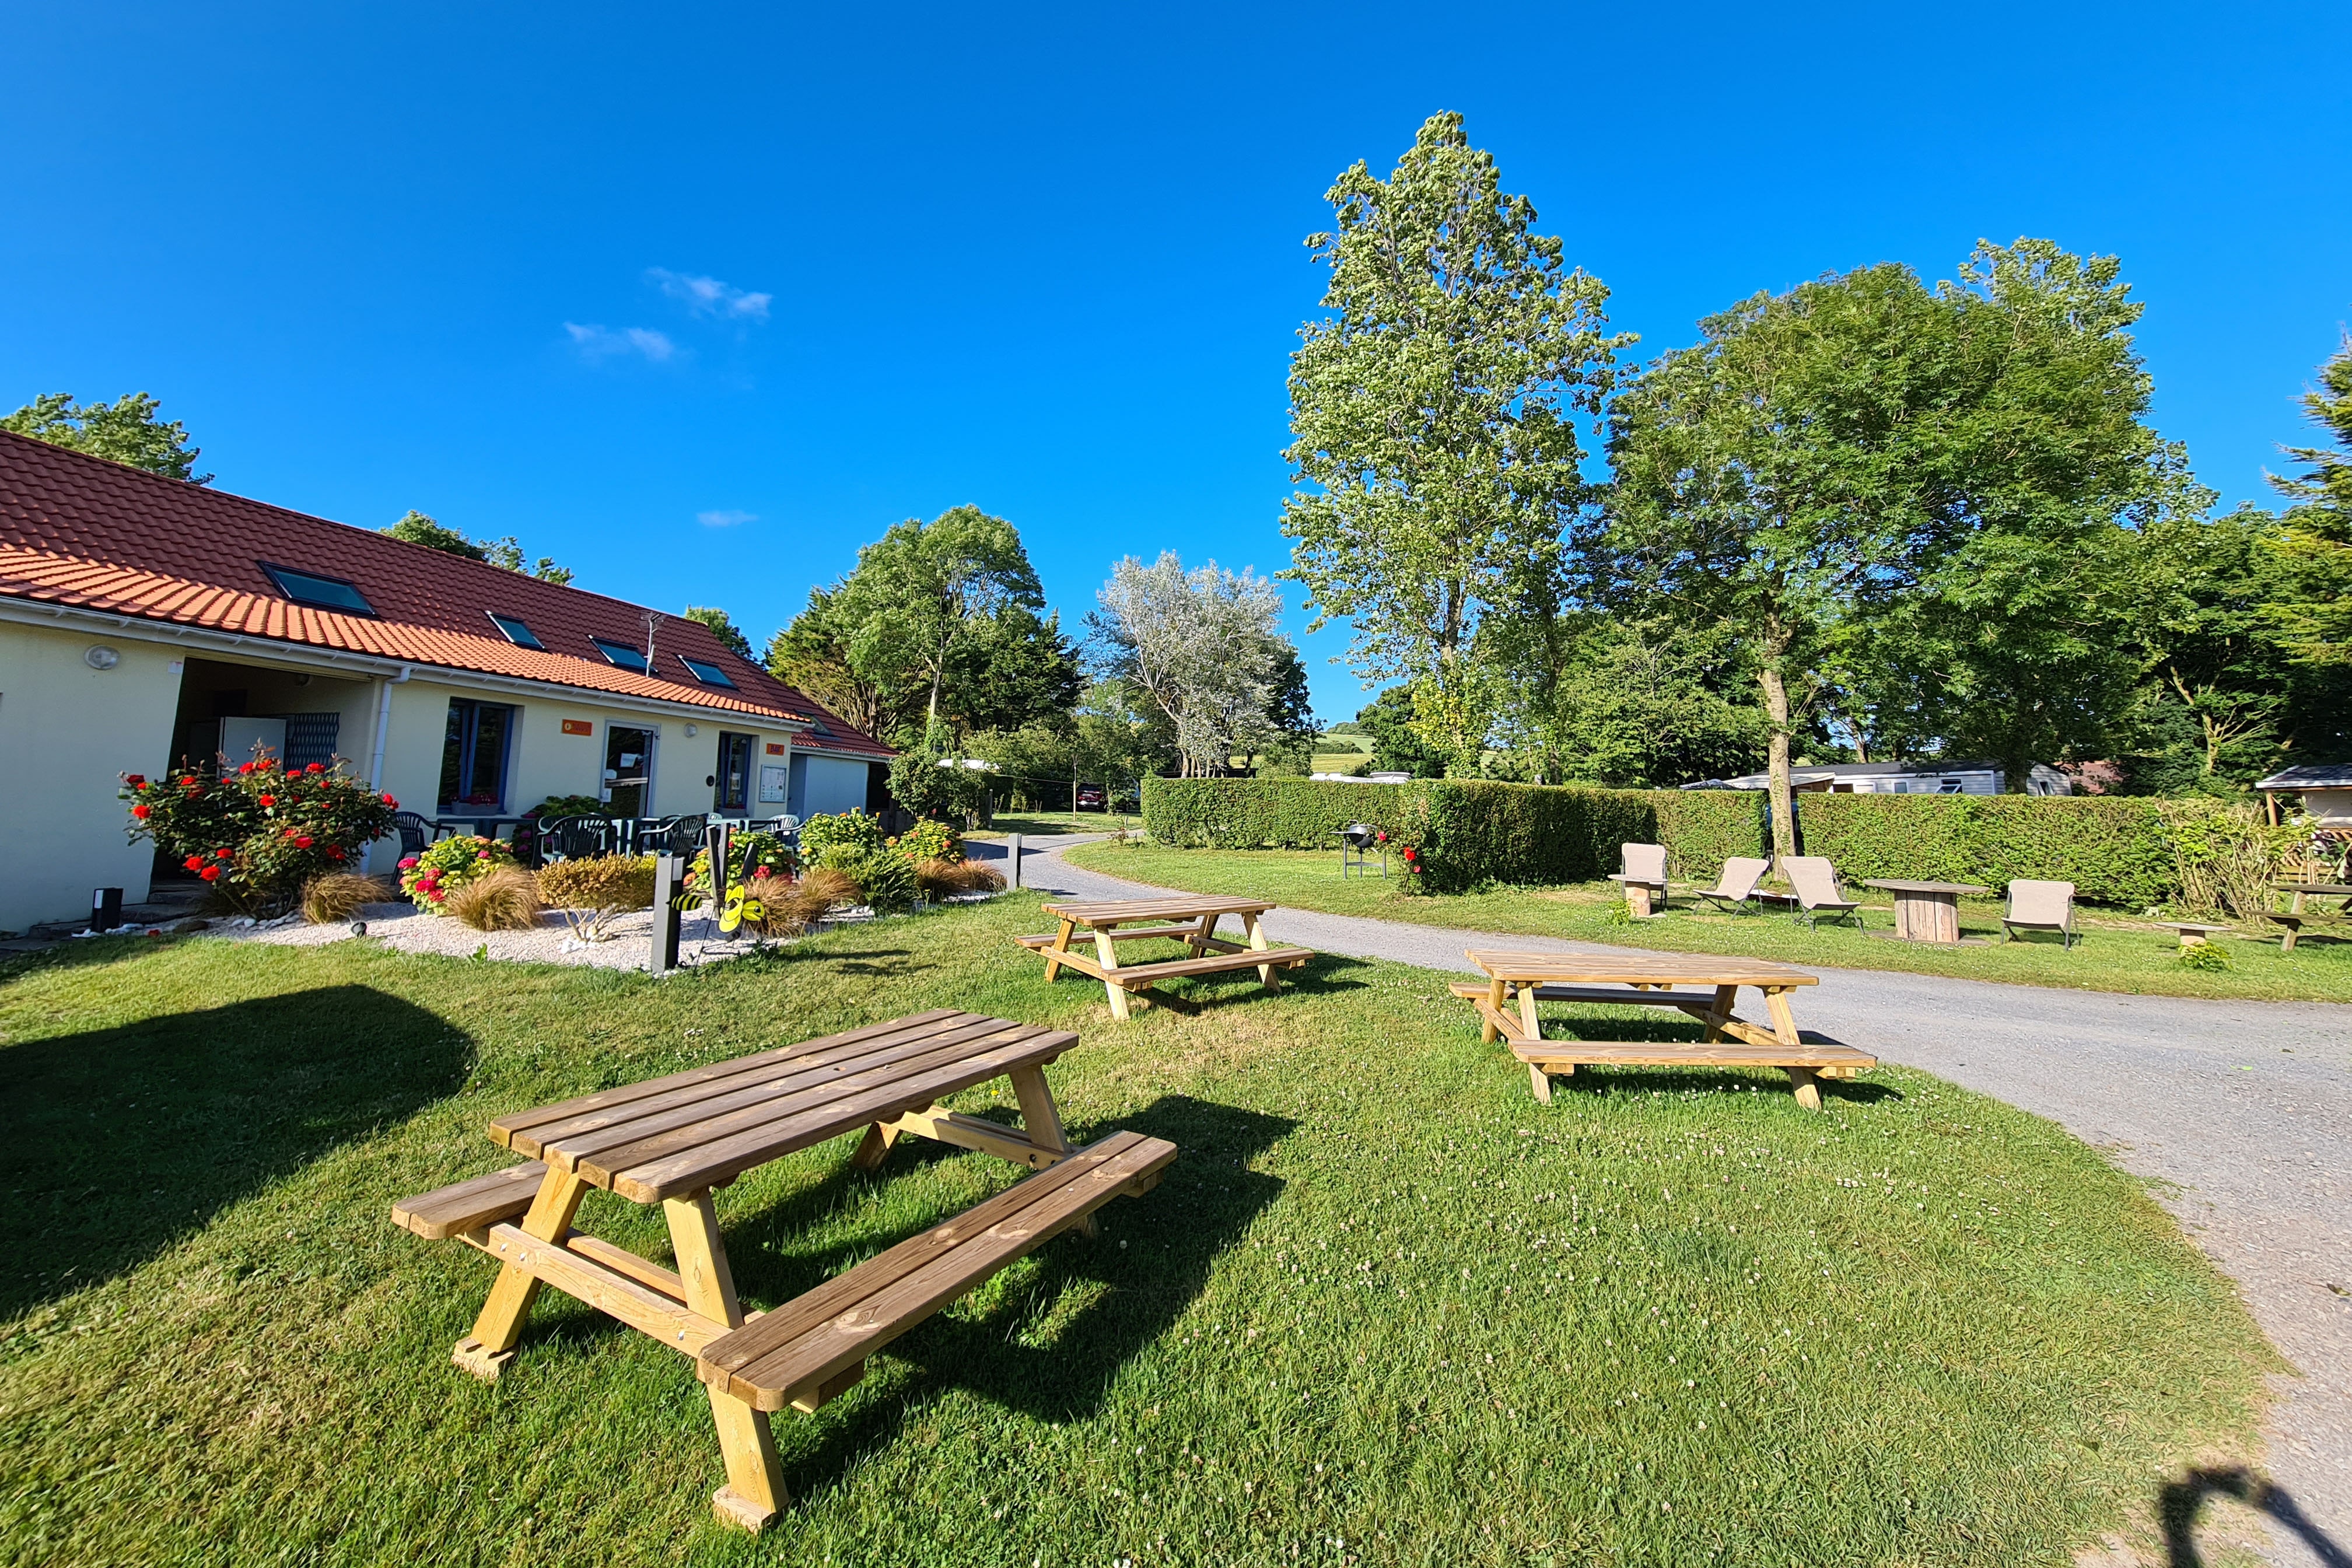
[966,810,1135,839]
[1065,841,2352,1005]
[1,901,2276,1566]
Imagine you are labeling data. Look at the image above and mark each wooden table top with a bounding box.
[1862,879,1989,895]
[1465,949,1819,987]
[1040,895,1276,927]
[488,1009,1074,1205]
[2277,883,2352,897]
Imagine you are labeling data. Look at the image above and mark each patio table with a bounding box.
[1861,878,1988,944]
[391,1008,1106,1529]
[1017,895,1315,1020]
[1455,949,1874,1110]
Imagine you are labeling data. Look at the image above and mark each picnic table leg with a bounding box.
[1516,981,1542,1044]
[1700,984,1738,1044]
[1482,977,1506,1044]
[1763,988,1823,1111]
[1243,911,1279,992]
[850,1120,902,1170]
[453,1162,588,1379]
[1188,911,1215,958]
[1042,918,1076,982]
[1091,926,1132,1020]
[1009,1065,1094,1236]
[664,1189,789,1531]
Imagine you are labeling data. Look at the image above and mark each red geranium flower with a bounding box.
[132,803,151,819]
[381,793,397,807]
[295,836,314,848]
[127,774,146,788]
[257,794,276,807]
[398,856,419,870]
[238,761,256,775]
[200,866,222,881]
[327,846,346,860]
[306,762,326,774]
[184,855,205,872]
[215,848,232,859]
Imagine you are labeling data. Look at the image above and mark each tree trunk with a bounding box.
[1757,632,1797,862]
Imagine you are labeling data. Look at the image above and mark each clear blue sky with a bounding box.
[4,4,2347,724]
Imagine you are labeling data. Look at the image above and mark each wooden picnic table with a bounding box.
[1456,950,1875,1111]
[1861,878,1988,944]
[1017,895,1315,1020]
[2265,882,2352,951]
[391,1008,1174,1531]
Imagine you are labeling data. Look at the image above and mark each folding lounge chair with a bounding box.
[1691,856,1772,915]
[1777,856,1863,929]
[2002,879,2077,949]
[1606,843,1671,916]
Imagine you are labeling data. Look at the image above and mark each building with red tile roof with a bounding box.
[0,430,894,932]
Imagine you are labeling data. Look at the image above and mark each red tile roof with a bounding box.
[0,430,892,760]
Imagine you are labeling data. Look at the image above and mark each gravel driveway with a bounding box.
[977,835,2352,1567]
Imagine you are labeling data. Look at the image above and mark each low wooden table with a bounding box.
[2266,883,2352,952]
[1458,950,1874,1111]
[390,1009,1166,1531]
[2158,921,2234,950]
[1019,895,1315,1020]
[1862,879,1987,944]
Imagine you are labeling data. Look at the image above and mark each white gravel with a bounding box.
[215,896,987,971]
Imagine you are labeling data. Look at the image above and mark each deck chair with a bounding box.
[1777,856,1863,929]
[1606,843,1671,916]
[2003,880,2077,949]
[1691,856,1772,915]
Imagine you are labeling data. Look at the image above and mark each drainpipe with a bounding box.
[366,665,414,873]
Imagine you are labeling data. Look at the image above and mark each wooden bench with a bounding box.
[1022,936,1317,991]
[696,1131,1176,1415]
[1020,896,1321,1019]
[391,1163,546,1240]
[2263,911,2346,953]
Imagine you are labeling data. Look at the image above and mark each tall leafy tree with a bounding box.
[682,605,754,659]
[765,585,909,740]
[1606,240,2190,849]
[4,391,210,482]
[832,505,1045,730]
[2265,335,2352,666]
[1353,685,1449,778]
[384,509,572,584]
[1091,553,1311,777]
[940,605,1084,736]
[1281,112,1629,768]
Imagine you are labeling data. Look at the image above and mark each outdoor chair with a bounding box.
[534,814,618,864]
[2003,880,2078,949]
[391,811,437,858]
[638,814,710,858]
[1773,856,1863,929]
[1691,856,1772,915]
[1606,843,1672,916]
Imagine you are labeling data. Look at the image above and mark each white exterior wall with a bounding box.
[0,621,187,934]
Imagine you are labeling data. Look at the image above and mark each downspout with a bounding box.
[366,665,414,872]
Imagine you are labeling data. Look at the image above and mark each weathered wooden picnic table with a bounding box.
[2266,882,2352,952]
[1861,878,1988,944]
[1453,950,1875,1111]
[1017,895,1315,1020]
[391,1008,1174,1531]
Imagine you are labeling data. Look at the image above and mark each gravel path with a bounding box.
[980,835,2352,1567]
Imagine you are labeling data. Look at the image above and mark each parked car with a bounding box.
[1076,785,1106,810]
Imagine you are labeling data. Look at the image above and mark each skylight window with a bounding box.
[488,613,543,649]
[591,638,649,673]
[678,657,736,688]
[261,563,375,616]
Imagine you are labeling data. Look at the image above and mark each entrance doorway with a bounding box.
[604,726,654,816]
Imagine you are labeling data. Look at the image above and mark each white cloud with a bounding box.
[697,509,757,528]
[648,268,772,322]
[565,323,678,362]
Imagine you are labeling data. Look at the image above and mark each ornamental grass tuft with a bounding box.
[298,873,393,925]
[441,866,542,931]
[916,857,1006,900]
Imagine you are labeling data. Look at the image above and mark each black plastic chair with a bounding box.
[392,811,437,858]
[534,815,619,864]
[636,814,710,858]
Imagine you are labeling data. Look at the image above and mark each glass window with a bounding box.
[592,638,649,672]
[439,699,516,810]
[488,613,543,649]
[715,732,753,811]
[261,564,376,615]
[680,657,735,688]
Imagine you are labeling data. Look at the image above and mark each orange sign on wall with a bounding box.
[562,719,594,736]
[765,742,786,755]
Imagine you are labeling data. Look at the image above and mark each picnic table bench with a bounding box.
[1454,950,1874,1111]
[391,1008,1175,1531]
[1017,895,1315,1019]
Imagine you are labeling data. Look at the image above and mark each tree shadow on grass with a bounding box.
[730,1095,1294,1500]
[2161,1466,2351,1567]
[0,984,471,1318]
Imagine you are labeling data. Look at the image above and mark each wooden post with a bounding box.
[650,854,684,975]
[663,1189,788,1531]
[1006,832,1023,890]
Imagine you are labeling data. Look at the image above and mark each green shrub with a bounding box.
[1652,789,1766,874]
[888,818,960,864]
[1394,779,1656,894]
[1141,778,1408,849]
[2176,940,2233,972]
[799,811,887,863]
[1793,793,2189,908]
[537,853,658,911]
[822,845,919,913]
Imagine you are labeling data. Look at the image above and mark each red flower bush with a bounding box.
[122,746,397,915]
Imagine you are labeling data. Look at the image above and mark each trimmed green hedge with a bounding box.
[1792,794,2186,909]
[1142,776,2197,906]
